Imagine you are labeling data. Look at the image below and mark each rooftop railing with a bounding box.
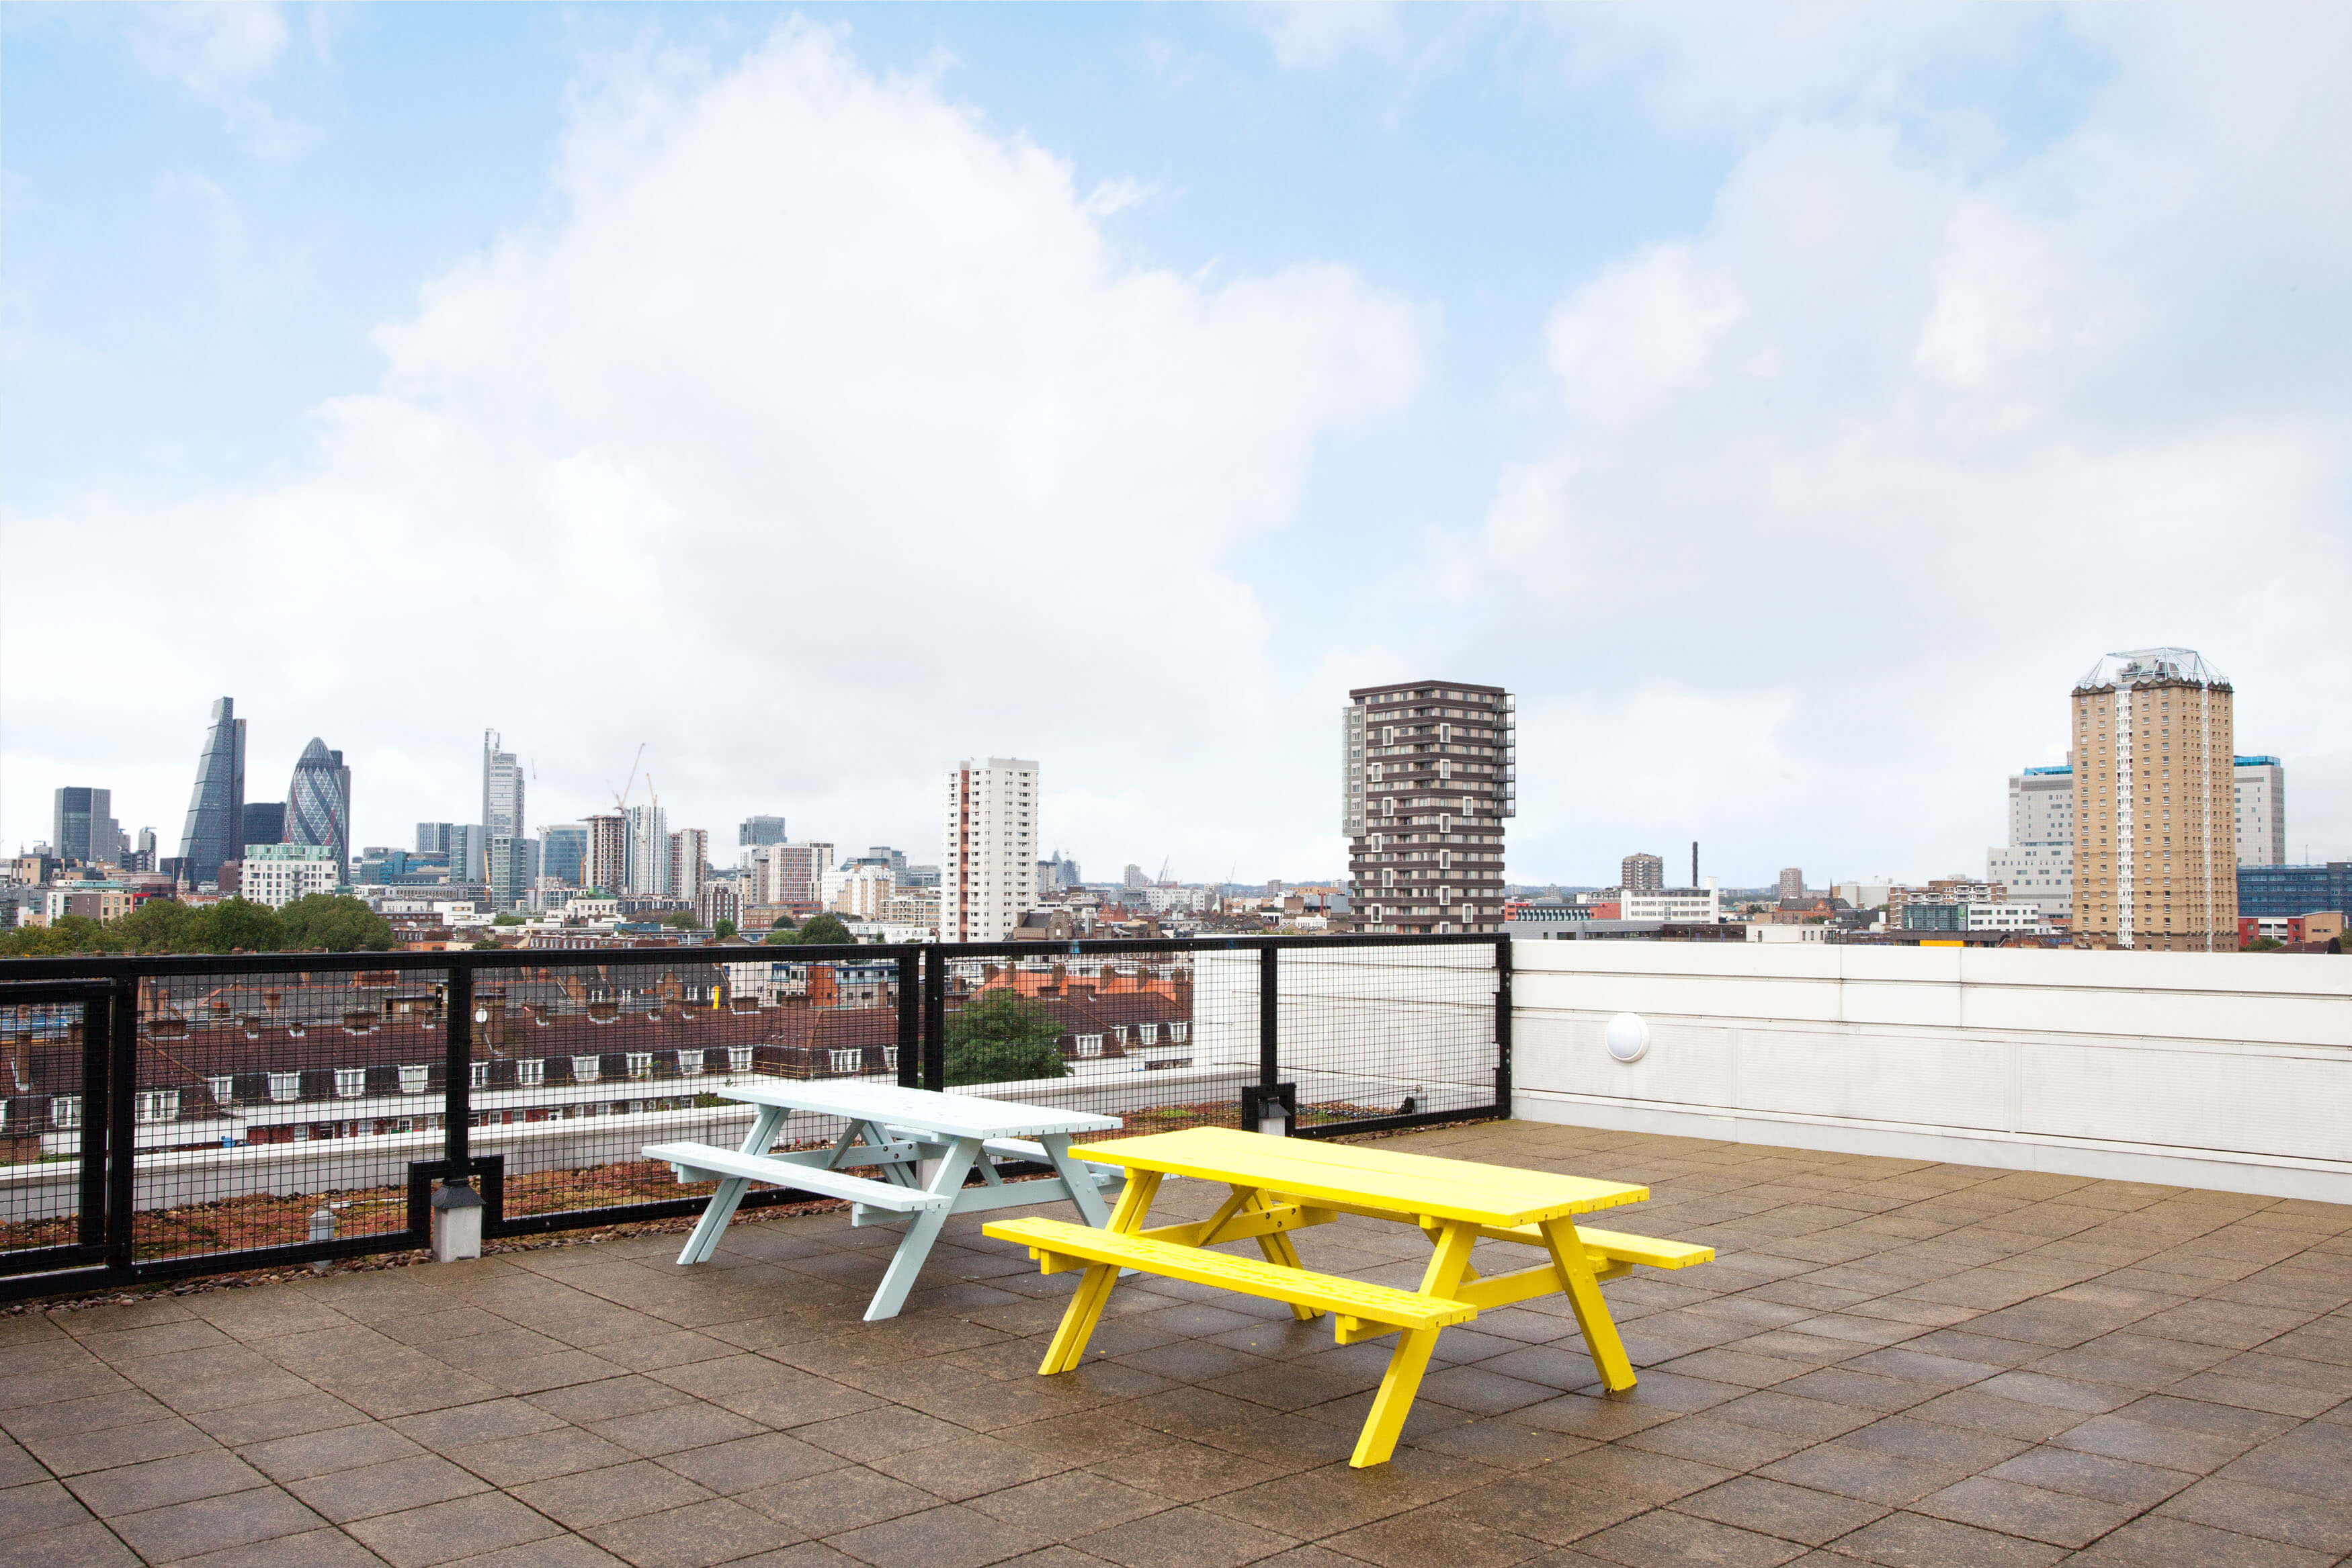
[0,933,1506,1299]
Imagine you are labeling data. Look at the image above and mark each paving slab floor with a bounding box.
[3,1120,2348,1567]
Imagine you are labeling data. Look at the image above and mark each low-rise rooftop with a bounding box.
[5,1119,2346,1568]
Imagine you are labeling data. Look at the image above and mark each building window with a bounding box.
[828,1048,863,1074]
[207,1075,235,1106]
[51,1095,80,1131]
[517,1059,546,1087]
[626,1052,653,1080]
[135,1090,181,1123]
[1138,1023,1159,1045]
[678,1051,705,1076]
[471,1061,489,1089]
[1074,1033,1103,1057]
[728,1045,753,1076]
[571,1055,602,1083]
[268,1072,301,1103]
[1169,1022,1189,1043]
[335,1068,366,1099]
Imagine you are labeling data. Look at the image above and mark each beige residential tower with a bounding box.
[2068,648,2236,951]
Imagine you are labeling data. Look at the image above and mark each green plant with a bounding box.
[943,990,1070,1086]
[712,918,737,939]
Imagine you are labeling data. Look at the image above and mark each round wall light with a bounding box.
[1604,1012,1650,1063]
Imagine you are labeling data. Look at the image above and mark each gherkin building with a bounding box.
[285,738,352,875]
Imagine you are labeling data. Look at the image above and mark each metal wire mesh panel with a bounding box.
[932,947,1257,1133]
[0,935,1503,1289]
[1276,943,1499,1129]
[1,990,102,1270]
[132,965,440,1264]
[478,949,913,1222]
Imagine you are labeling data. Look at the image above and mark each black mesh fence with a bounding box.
[0,935,1503,1297]
[1,983,110,1279]
[929,945,1261,1136]
[128,962,435,1265]
[473,949,914,1229]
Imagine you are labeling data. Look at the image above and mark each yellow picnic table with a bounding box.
[984,1126,1712,1467]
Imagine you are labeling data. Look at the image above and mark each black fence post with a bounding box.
[921,947,946,1092]
[444,958,473,1178]
[1237,946,1298,1134]
[1258,945,1279,1097]
[105,974,138,1280]
[1493,935,1513,1120]
[896,947,920,1088]
[77,991,110,1253]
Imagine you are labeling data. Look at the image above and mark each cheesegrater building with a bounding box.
[2069,648,2236,951]
[1343,680,1515,934]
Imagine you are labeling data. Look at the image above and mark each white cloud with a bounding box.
[1394,12,2352,883]
[1251,2,1410,71]
[1,24,1427,877]
[126,2,308,157]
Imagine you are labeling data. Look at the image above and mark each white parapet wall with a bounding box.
[1512,941,2352,1204]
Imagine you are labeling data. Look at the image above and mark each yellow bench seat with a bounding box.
[985,1217,1476,1334]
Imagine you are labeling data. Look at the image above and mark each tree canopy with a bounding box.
[942,990,1070,1087]
[712,918,738,939]
[279,894,397,951]
[797,913,853,947]
[0,893,394,957]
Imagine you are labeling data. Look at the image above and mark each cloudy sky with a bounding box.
[4,3,2347,886]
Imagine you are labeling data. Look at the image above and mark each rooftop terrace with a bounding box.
[5,1118,2347,1568]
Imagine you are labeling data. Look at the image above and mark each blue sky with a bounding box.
[4,4,2347,883]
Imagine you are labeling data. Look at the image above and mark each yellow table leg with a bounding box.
[1350,1220,1477,1467]
[1037,1170,1161,1375]
[1247,1189,1320,1321]
[1541,1215,1636,1391]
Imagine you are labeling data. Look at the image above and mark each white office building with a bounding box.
[2233,756,2285,867]
[1968,902,2047,933]
[623,803,669,896]
[943,758,1038,943]
[1988,765,2074,918]
[826,863,896,920]
[239,844,341,909]
[1620,883,1724,923]
[669,828,709,903]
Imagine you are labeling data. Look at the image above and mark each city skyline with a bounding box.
[10,686,2343,895]
[3,9,2348,880]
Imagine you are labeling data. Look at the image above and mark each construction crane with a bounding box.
[1156,856,1171,885]
[611,744,646,812]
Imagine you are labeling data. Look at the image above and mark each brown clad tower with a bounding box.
[1341,680,1514,934]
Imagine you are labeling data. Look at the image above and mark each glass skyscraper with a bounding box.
[540,823,589,886]
[243,801,287,850]
[286,738,352,875]
[483,730,525,842]
[51,787,114,865]
[489,834,542,911]
[176,697,246,885]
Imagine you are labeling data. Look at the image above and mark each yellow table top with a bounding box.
[1071,1126,1647,1228]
